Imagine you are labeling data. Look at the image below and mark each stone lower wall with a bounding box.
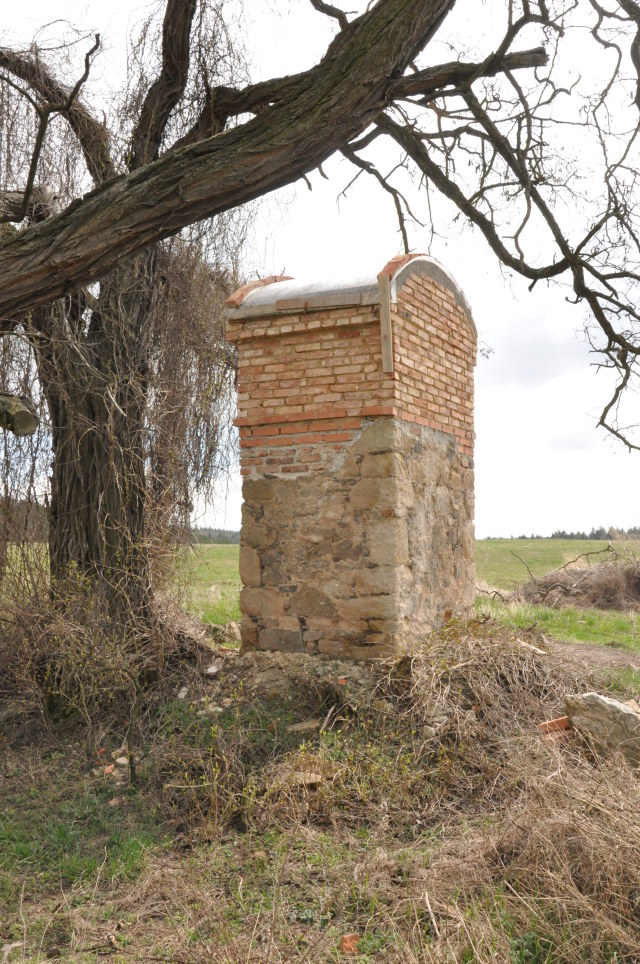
[239,416,475,658]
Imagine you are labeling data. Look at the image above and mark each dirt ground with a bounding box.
[543,635,640,671]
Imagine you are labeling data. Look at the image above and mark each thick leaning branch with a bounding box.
[175,45,548,149]
[0,0,456,326]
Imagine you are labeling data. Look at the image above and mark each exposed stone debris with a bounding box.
[566,691,640,765]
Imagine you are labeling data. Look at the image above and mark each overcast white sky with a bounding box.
[4,1,639,537]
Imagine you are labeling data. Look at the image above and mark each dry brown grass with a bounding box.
[2,617,640,961]
[379,622,640,962]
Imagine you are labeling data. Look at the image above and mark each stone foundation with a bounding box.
[239,415,474,658]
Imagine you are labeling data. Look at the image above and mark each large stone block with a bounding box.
[241,513,277,549]
[352,420,397,455]
[337,595,397,621]
[289,586,338,619]
[355,565,405,596]
[243,479,278,502]
[239,546,262,587]
[367,518,409,566]
[258,627,304,652]
[353,419,420,456]
[360,453,403,478]
[566,692,640,766]
[349,477,396,510]
[321,570,357,598]
[395,478,415,513]
[240,587,286,618]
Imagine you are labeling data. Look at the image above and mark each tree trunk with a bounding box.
[45,378,149,621]
[36,254,155,626]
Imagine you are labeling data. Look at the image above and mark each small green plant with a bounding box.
[510,930,553,963]
[357,931,394,956]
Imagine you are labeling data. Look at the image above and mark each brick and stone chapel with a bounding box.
[226,253,476,659]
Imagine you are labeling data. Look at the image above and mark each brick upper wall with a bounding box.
[392,274,476,457]
[228,305,395,422]
[227,270,476,476]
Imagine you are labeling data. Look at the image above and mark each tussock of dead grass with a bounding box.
[0,586,209,722]
[377,621,640,962]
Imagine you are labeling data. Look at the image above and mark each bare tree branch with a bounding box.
[0,40,113,186]
[341,144,412,251]
[376,113,569,280]
[309,0,350,30]
[392,46,548,101]
[129,0,198,170]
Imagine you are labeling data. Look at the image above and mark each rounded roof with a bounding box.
[226,253,474,332]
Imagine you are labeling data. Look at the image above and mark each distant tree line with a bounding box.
[191,527,240,545]
[549,526,640,541]
[495,526,640,541]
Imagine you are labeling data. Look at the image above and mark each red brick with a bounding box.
[240,437,267,448]
[269,436,294,447]
[360,405,396,417]
[250,424,281,437]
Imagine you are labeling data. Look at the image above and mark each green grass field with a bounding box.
[179,543,241,625]
[474,538,640,652]
[186,539,640,651]
[476,597,640,651]
[476,537,640,590]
